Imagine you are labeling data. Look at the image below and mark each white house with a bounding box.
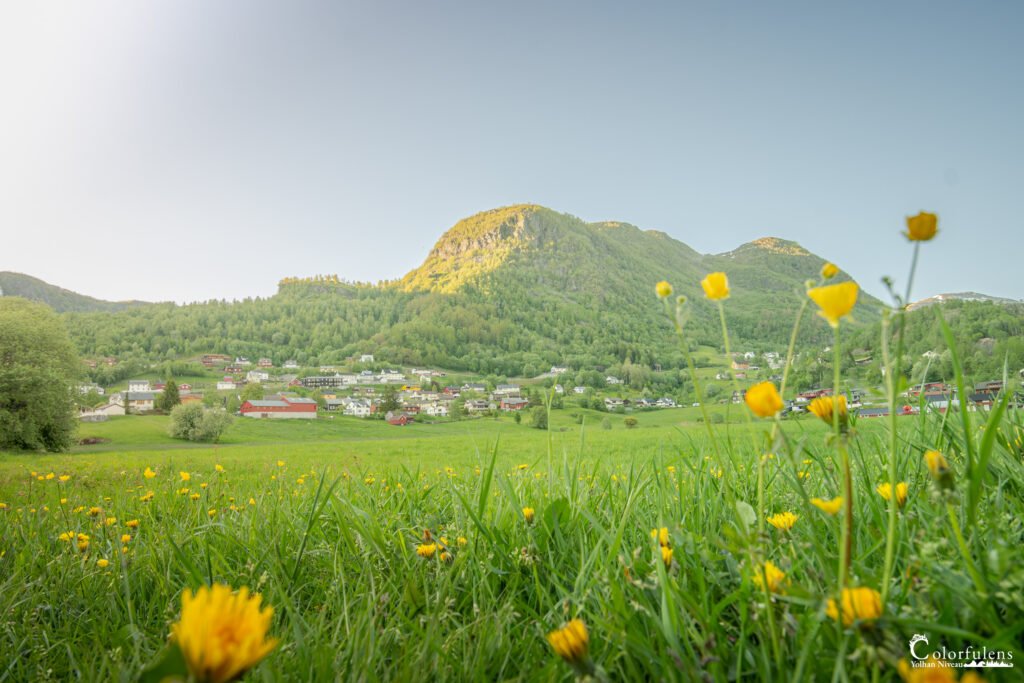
[422,403,449,417]
[79,396,125,420]
[550,366,569,375]
[246,370,270,383]
[494,384,520,397]
[78,383,105,396]
[234,357,252,366]
[283,360,299,369]
[604,397,625,410]
[217,379,237,391]
[553,384,565,394]
[378,369,405,384]
[573,386,587,394]
[359,354,375,363]
[606,376,623,385]
[344,399,372,418]
[127,379,150,393]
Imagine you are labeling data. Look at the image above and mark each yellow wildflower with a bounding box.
[661,546,674,568]
[923,450,954,490]
[753,561,786,593]
[191,493,201,501]
[810,497,843,515]
[97,559,110,568]
[208,508,217,518]
[416,543,437,558]
[821,262,839,280]
[276,460,285,467]
[700,272,730,301]
[522,507,535,524]
[546,619,589,666]
[877,482,909,507]
[171,584,278,683]
[766,512,798,531]
[59,475,71,482]
[655,281,673,299]
[808,394,848,427]
[904,211,938,242]
[807,282,859,328]
[215,464,225,473]
[650,527,670,547]
[88,507,102,517]
[180,472,191,482]
[826,587,883,626]
[744,382,784,418]
[126,519,140,529]
[121,534,131,544]
[457,536,468,546]
[144,467,157,479]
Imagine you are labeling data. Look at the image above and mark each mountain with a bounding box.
[907,291,1023,311]
[0,272,149,313]
[15,205,882,378]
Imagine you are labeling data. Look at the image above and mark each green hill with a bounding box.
[19,205,883,376]
[0,271,148,313]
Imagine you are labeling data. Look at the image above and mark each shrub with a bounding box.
[168,403,232,443]
[624,417,638,429]
[530,406,548,430]
[601,417,612,430]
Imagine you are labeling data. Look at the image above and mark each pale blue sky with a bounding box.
[1,1,1021,303]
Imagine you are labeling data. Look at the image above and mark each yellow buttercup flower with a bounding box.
[877,482,909,507]
[522,507,535,524]
[88,507,101,517]
[416,543,437,558]
[59,475,71,482]
[821,262,839,280]
[810,497,843,515]
[215,464,225,473]
[897,656,956,682]
[744,382,784,418]
[655,281,673,299]
[144,467,157,479]
[808,394,848,427]
[807,282,858,328]
[97,558,110,568]
[171,584,278,683]
[650,527,670,547]
[700,272,730,301]
[766,512,798,531]
[904,211,938,242]
[661,545,674,568]
[126,519,140,529]
[546,619,589,666]
[121,534,131,543]
[180,472,191,482]
[826,587,883,626]
[753,561,787,593]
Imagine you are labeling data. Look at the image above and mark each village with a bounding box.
[75,349,1020,425]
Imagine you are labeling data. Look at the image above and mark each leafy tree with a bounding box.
[379,385,401,413]
[513,411,522,424]
[0,298,80,451]
[157,376,180,412]
[530,406,548,430]
[624,416,638,429]
[168,403,232,443]
[240,383,263,402]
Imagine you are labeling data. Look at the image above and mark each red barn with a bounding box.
[240,395,317,419]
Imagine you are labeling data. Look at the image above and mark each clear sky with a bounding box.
[1,1,1021,304]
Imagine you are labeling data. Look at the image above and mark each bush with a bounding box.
[530,406,548,430]
[601,417,612,430]
[168,403,232,443]
[624,417,638,429]
[710,413,725,424]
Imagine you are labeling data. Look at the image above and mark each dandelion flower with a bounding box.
[876,482,909,507]
[276,460,285,467]
[126,519,140,529]
[923,450,954,490]
[171,584,278,683]
[416,543,437,558]
[810,497,843,515]
[180,472,191,482]
[457,536,468,546]
[807,282,858,328]
[88,507,102,517]
[821,262,839,280]
[547,619,589,666]
[121,534,131,543]
[661,546,674,568]
[144,467,157,479]
[753,561,787,593]
[744,382,784,418]
[97,559,110,568]
[904,212,938,242]
[522,507,535,524]
[700,272,730,301]
[766,512,798,531]
[826,587,883,626]
[59,475,71,482]
[215,464,225,473]
[655,281,673,299]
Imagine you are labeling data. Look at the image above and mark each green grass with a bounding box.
[1,406,1021,681]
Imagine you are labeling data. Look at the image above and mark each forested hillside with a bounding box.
[18,205,885,375]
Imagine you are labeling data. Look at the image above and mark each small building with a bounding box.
[246,370,270,384]
[422,403,449,417]
[258,358,273,368]
[128,379,151,393]
[494,384,520,397]
[78,383,105,396]
[386,411,412,426]
[216,379,237,391]
[604,397,626,410]
[359,354,375,363]
[283,360,299,369]
[126,391,156,413]
[462,383,486,394]
[550,366,569,375]
[606,376,623,385]
[344,400,372,418]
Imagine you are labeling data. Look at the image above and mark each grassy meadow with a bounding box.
[1,405,1022,681]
